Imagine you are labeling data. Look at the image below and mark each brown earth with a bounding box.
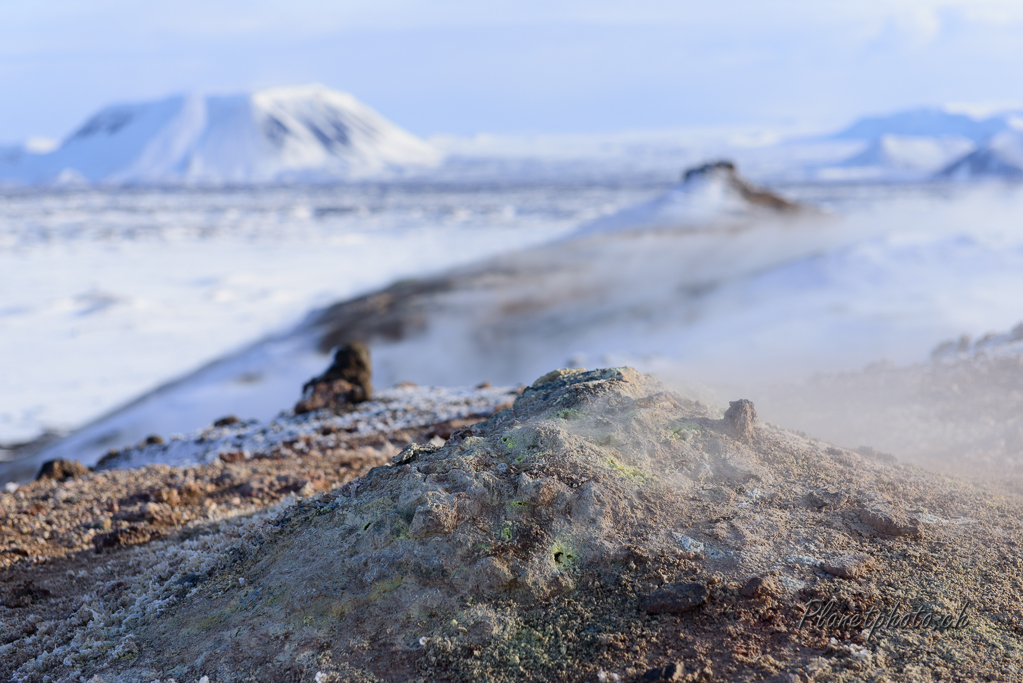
[0,414,490,679]
[2,368,1023,683]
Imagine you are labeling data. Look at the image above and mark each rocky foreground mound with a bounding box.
[4,368,1023,682]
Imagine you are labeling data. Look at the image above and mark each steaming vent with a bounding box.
[572,159,803,238]
[66,365,1006,682]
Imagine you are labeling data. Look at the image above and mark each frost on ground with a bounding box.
[95,383,521,471]
[4,367,1022,682]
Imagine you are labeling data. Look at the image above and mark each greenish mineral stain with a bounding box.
[669,423,701,442]
[551,536,579,569]
[603,456,650,483]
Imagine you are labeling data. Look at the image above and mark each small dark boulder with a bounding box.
[859,506,921,538]
[806,487,849,510]
[93,526,159,553]
[740,573,780,599]
[295,342,373,414]
[723,399,758,443]
[641,662,685,682]
[36,458,90,482]
[641,581,708,615]
[2,581,52,609]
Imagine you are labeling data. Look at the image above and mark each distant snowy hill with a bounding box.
[0,144,28,171]
[831,107,1011,143]
[0,85,439,185]
[820,107,1023,180]
[838,134,975,175]
[940,130,1023,179]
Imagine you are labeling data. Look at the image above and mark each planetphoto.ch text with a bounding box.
[797,598,970,642]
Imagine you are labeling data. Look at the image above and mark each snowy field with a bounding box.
[0,181,662,446]
[5,168,1023,482]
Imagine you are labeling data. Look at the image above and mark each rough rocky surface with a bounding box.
[2,367,1023,682]
[93,383,518,472]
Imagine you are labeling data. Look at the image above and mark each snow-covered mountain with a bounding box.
[0,144,29,171]
[0,85,440,185]
[831,107,1012,143]
[818,107,1023,180]
[939,130,1023,179]
[838,134,975,175]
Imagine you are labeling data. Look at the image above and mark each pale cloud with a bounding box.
[899,7,943,46]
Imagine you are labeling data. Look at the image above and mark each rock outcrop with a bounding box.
[681,160,800,213]
[34,458,90,482]
[294,342,374,414]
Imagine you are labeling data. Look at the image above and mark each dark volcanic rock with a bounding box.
[640,662,684,682]
[313,278,453,353]
[723,398,758,443]
[92,526,159,553]
[642,581,709,615]
[740,573,780,599]
[35,459,90,482]
[639,662,714,683]
[1,581,52,609]
[295,342,373,414]
[683,160,800,213]
[860,505,921,538]
[806,487,849,509]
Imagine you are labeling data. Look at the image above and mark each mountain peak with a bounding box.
[0,86,439,185]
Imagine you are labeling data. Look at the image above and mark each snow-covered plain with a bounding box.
[0,181,660,448]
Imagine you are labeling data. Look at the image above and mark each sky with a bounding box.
[3,0,1023,143]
